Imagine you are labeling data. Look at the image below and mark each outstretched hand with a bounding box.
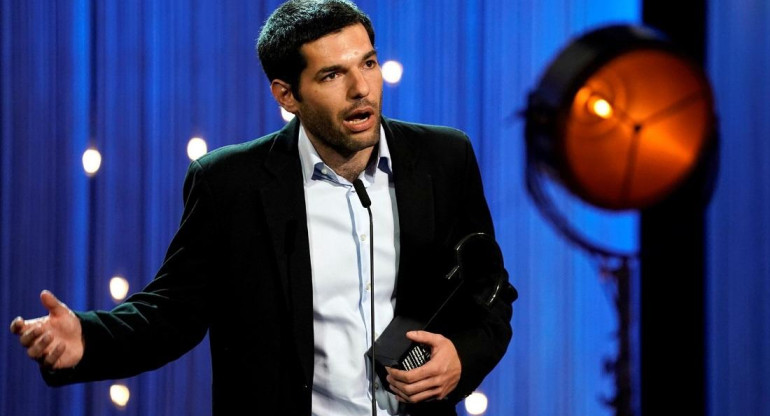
[9,290,84,370]
[385,330,461,403]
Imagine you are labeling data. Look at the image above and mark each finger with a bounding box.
[389,382,408,401]
[40,290,67,316]
[406,387,442,403]
[19,325,44,348]
[11,316,44,335]
[27,331,53,359]
[405,330,441,345]
[10,316,25,334]
[388,373,439,397]
[387,357,440,384]
[43,342,66,368]
[388,362,443,387]
[388,380,411,401]
[387,366,420,383]
[386,366,406,380]
[389,381,441,403]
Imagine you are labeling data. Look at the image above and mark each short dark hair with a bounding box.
[256,0,375,98]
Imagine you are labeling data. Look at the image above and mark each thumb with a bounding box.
[406,330,440,346]
[40,290,67,316]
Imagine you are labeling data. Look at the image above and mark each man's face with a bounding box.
[294,24,383,158]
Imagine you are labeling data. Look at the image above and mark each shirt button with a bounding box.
[374,382,380,390]
[365,283,371,291]
[360,234,367,242]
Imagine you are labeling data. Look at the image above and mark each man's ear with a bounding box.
[270,80,298,113]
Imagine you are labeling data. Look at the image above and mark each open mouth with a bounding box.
[343,108,375,132]
[345,109,372,124]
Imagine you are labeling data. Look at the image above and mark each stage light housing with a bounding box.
[523,25,718,416]
[525,25,716,211]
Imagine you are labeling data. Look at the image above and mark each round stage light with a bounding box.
[109,276,129,302]
[464,391,488,415]
[523,24,718,416]
[109,383,130,408]
[187,137,208,161]
[82,148,102,176]
[382,60,403,85]
[526,25,716,210]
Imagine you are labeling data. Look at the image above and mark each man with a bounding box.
[10,1,515,415]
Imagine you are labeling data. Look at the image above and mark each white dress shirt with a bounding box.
[298,124,405,415]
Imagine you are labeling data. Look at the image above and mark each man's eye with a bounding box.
[365,60,377,68]
[323,72,339,81]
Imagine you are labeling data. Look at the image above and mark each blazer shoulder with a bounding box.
[384,119,474,170]
[193,133,277,173]
[386,118,470,145]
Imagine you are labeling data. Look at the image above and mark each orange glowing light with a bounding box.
[589,96,613,119]
[563,49,713,209]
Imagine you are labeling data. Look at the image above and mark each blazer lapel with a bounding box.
[259,119,314,385]
[384,118,436,314]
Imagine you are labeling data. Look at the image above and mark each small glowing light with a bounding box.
[280,107,295,123]
[109,276,129,302]
[382,60,404,85]
[187,137,208,161]
[82,148,102,175]
[588,96,613,119]
[464,391,489,415]
[109,383,130,408]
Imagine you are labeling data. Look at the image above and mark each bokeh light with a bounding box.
[382,60,404,84]
[588,95,613,119]
[109,276,129,302]
[187,137,208,161]
[82,148,102,176]
[109,383,130,408]
[280,106,296,122]
[464,391,488,415]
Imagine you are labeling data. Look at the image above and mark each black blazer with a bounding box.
[46,118,514,415]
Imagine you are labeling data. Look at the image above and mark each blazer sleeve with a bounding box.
[444,137,515,402]
[43,161,219,385]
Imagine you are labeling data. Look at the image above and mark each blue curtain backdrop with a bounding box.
[706,0,770,415]
[1,1,655,415]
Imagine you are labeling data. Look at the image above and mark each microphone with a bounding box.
[353,179,371,208]
[353,179,375,416]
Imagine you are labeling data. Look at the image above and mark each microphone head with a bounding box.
[352,179,372,208]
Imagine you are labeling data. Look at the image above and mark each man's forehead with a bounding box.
[300,24,373,67]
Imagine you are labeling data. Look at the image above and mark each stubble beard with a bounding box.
[298,98,382,159]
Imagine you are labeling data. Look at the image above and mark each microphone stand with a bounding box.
[353,179,376,416]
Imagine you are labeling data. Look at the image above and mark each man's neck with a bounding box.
[307,137,375,183]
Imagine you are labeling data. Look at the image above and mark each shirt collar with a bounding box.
[298,122,392,186]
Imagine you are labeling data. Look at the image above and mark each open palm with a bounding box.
[10,290,84,369]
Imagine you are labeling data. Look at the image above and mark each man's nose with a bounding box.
[348,69,370,99]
